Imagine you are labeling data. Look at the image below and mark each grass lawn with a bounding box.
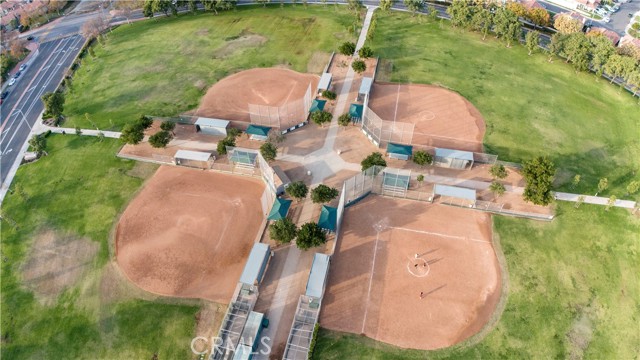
[369,13,640,197]
[0,135,199,359]
[314,203,640,359]
[65,5,357,130]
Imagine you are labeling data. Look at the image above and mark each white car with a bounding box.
[19,64,27,71]
[603,16,611,23]
[8,77,16,86]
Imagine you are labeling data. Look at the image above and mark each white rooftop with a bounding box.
[434,184,476,201]
[239,243,271,286]
[318,72,332,91]
[435,148,474,161]
[305,253,330,299]
[195,117,230,128]
[359,77,373,95]
[174,150,212,162]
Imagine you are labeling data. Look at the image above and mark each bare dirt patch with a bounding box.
[196,68,319,128]
[21,229,99,305]
[307,51,331,74]
[321,196,501,350]
[115,166,266,303]
[368,82,486,152]
[126,162,158,179]
[213,33,267,59]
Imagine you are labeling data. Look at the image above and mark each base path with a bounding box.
[115,166,266,303]
[321,196,501,350]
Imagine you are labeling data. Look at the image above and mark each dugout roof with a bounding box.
[309,99,326,113]
[318,73,332,91]
[359,77,373,95]
[434,184,476,201]
[305,253,330,299]
[246,124,272,137]
[387,143,413,156]
[267,198,292,221]
[349,103,363,118]
[435,148,474,161]
[317,205,337,232]
[174,149,212,162]
[195,117,229,128]
[239,243,271,286]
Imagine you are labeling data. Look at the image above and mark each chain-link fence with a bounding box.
[248,84,312,130]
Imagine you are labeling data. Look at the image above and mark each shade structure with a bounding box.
[309,99,326,113]
[317,205,337,232]
[246,124,272,137]
[434,184,476,201]
[267,198,292,221]
[387,143,413,156]
[349,103,363,119]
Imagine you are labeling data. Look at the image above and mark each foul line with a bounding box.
[392,84,401,123]
[390,226,490,244]
[361,230,382,334]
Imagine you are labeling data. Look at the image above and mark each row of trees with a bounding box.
[269,218,327,250]
[142,0,237,18]
[1,36,29,82]
[285,182,339,204]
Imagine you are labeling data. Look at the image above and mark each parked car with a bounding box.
[14,71,21,78]
[26,35,34,41]
[0,91,8,100]
[603,16,611,23]
[8,78,16,86]
[19,64,27,71]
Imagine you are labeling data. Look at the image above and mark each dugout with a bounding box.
[246,124,271,141]
[233,311,266,360]
[433,184,476,207]
[195,117,229,136]
[317,73,332,95]
[386,143,413,161]
[173,150,214,169]
[229,148,258,167]
[357,77,373,102]
[317,205,337,233]
[349,103,363,123]
[434,148,474,170]
[267,198,292,221]
[240,243,272,287]
[272,165,292,196]
[309,99,326,113]
[306,253,330,301]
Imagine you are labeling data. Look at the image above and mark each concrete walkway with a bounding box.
[38,125,122,138]
[555,192,637,209]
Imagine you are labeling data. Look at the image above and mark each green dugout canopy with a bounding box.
[317,205,337,232]
[309,99,326,113]
[267,198,292,221]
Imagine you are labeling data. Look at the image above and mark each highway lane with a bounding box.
[0,34,85,185]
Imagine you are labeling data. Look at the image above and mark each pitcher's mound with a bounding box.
[196,68,319,124]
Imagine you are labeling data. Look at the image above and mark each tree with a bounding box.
[427,5,439,22]
[149,130,172,148]
[493,7,519,44]
[296,222,327,250]
[417,174,424,186]
[286,181,308,201]
[554,14,583,34]
[358,46,373,58]
[489,181,506,200]
[311,184,339,204]
[605,195,617,211]
[506,2,527,18]
[311,111,332,127]
[361,152,386,171]
[322,90,336,100]
[403,0,424,17]
[160,120,176,134]
[525,30,540,55]
[571,174,581,189]
[522,156,556,206]
[527,8,550,28]
[260,141,277,162]
[28,134,47,156]
[269,218,297,244]
[346,0,362,16]
[138,115,153,129]
[217,136,235,155]
[489,164,508,179]
[379,0,395,11]
[627,180,640,196]
[412,150,432,166]
[352,59,366,73]
[604,54,625,84]
[9,38,27,58]
[338,113,351,127]
[564,33,592,72]
[575,195,585,209]
[338,41,356,56]
[120,123,145,144]
[589,34,615,80]
[547,33,566,62]
[75,126,82,136]
[81,17,109,43]
[471,7,493,40]
[41,92,65,118]
[447,0,473,29]
[504,19,521,48]
[597,178,609,194]
[115,0,143,24]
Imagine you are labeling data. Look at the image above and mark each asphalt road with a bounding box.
[0,35,85,185]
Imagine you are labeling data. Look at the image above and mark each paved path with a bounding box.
[38,126,122,138]
[555,192,637,209]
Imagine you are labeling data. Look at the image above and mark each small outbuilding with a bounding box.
[309,99,326,113]
[317,72,332,95]
[195,117,229,136]
[272,165,292,196]
[173,149,214,169]
[317,205,338,233]
[386,143,413,161]
[239,243,272,287]
[246,124,272,141]
[357,77,373,102]
[434,148,474,170]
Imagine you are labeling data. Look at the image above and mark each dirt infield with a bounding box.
[321,196,501,350]
[196,68,319,126]
[115,166,266,303]
[368,83,486,152]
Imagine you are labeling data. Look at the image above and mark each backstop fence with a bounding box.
[361,106,415,147]
[248,83,313,131]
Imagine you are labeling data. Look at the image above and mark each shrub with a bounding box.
[148,130,173,148]
[352,59,366,73]
[522,156,556,205]
[311,184,339,204]
[489,164,508,179]
[296,222,327,250]
[286,181,308,201]
[160,121,176,133]
[138,115,153,129]
[413,150,433,166]
[120,122,144,145]
[361,152,386,171]
[269,218,298,244]
[260,141,277,162]
[322,90,337,100]
[338,41,356,55]
[311,110,332,126]
[338,113,351,127]
[217,136,236,155]
[358,46,373,58]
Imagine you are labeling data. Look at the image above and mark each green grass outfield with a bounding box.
[314,203,640,359]
[0,135,198,359]
[65,5,356,130]
[369,13,639,197]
